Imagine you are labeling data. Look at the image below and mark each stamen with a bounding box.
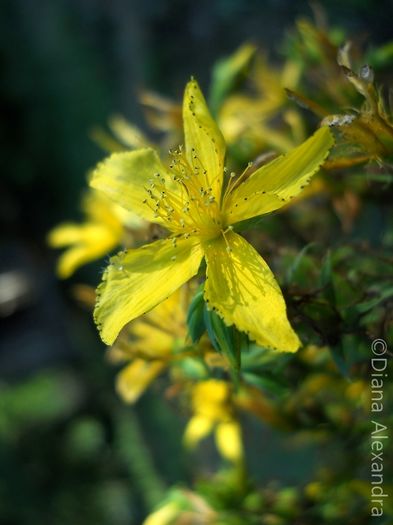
[221,226,233,253]
[223,162,253,202]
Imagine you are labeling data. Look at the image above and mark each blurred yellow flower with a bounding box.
[140,91,183,149]
[184,379,242,463]
[91,79,333,351]
[108,286,189,404]
[143,501,179,525]
[90,114,152,153]
[48,189,143,278]
[219,54,303,153]
[143,490,216,525]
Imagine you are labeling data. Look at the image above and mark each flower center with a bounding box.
[142,147,223,239]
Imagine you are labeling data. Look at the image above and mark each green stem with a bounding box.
[114,406,166,510]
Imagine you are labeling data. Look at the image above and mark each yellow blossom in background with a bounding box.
[93,44,258,158]
[107,286,189,404]
[90,114,152,154]
[47,189,144,278]
[143,490,216,525]
[142,501,179,525]
[140,91,183,149]
[219,54,304,153]
[91,79,333,352]
[91,93,183,156]
[184,379,242,463]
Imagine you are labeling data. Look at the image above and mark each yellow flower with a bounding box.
[91,79,333,351]
[143,490,216,525]
[48,189,143,278]
[90,114,152,153]
[184,379,242,463]
[143,501,179,525]
[108,286,189,404]
[219,54,304,153]
[140,90,183,149]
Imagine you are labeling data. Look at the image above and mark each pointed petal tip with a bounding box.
[94,238,204,346]
[204,233,302,353]
[208,299,301,353]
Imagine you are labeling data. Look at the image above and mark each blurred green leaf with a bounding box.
[209,43,256,115]
[242,372,288,397]
[203,308,241,383]
[367,41,393,69]
[319,250,336,304]
[354,286,393,314]
[330,343,350,377]
[241,345,292,372]
[0,371,82,438]
[177,357,208,380]
[285,243,317,287]
[187,286,206,343]
[64,417,105,460]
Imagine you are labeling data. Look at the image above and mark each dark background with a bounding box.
[1,1,392,524]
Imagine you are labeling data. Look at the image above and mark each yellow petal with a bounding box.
[83,190,144,236]
[223,126,334,224]
[90,148,176,224]
[191,380,231,420]
[128,320,175,357]
[183,415,214,448]
[220,94,295,151]
[108,115,151,149]
[143,501,179,525]
[48,223,86,247]
[55,244,100,279]
[109,287,189,363]
[142,286,188,336]
[81,191,123,232]
[116,359,165,404]
[94,236,203,345]
[203,232,300,352]
[215,421,243,462]
[48,223,119,279]
[183,79,226,202]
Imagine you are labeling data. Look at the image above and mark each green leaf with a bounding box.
[177,357,209,380]
[319,250,336,304]
[0,371,82,438]
[285,242,317,286]
[344,286,393,324]
[241,372,288,397]
[330,343,350,378]
[241,344,292,371]
[209,43,256,115]
[355,286,393,314]
[366,41,393,69]
[330,334,370,376]
[301,300,341,335]
[203,307,241,384]
[186,285,206,343]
